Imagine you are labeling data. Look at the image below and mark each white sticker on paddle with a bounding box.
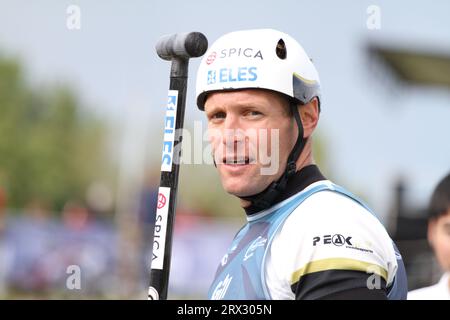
[151,186,170,270]
[161,90,178,172]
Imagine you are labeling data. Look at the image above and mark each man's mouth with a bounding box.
[222,156,252,165]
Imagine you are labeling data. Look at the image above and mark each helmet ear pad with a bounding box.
[293,73,321,112]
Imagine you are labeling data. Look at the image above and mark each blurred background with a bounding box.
[0,0,449,299]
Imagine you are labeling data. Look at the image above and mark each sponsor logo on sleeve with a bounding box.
[312,234,374,254]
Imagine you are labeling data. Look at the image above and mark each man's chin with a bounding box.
[222,181,266,198]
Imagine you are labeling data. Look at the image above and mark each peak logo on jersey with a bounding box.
[312,234,353,247]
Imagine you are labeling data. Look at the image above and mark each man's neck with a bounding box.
[239,143,314,209]
[242,164,326,215]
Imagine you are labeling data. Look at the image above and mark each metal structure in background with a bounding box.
[368,44,450,88]
[148,32,208,300]
[368,42,450,290]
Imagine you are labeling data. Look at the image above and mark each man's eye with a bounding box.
[246,110,262,117]
[211,112,226,120]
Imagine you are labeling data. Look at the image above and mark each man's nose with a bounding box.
[220,114,235,144]
[223,112,239,130]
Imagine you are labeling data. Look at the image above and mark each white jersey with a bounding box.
[408,273,450,300]
[208,177,407,300]
[265,181,399,299]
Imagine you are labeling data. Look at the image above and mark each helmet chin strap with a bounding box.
[239,101,306,211]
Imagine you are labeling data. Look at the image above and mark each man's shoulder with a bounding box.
[268,183,399,292]
[286,183,381,228]
[274,183,396,269]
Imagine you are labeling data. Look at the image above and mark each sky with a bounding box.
[0,0,449,223]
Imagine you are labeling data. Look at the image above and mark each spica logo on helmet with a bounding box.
[219,48,263,60]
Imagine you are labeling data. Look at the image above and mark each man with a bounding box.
[195,29,407,300]
[408,172,450,300]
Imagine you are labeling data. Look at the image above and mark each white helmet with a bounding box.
[196,28,321,110]
[196,29,321,211]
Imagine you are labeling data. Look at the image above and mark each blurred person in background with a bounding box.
[408,172,450,300]
[0,188,13,297]
[195,29,407,300]
[0,187,8,296]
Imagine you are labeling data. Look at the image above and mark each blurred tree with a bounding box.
[0,55,111,212]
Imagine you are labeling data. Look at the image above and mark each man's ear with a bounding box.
[298,97,319,138]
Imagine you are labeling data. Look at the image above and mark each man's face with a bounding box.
[429,210,450,272]
[204,89,297,198]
